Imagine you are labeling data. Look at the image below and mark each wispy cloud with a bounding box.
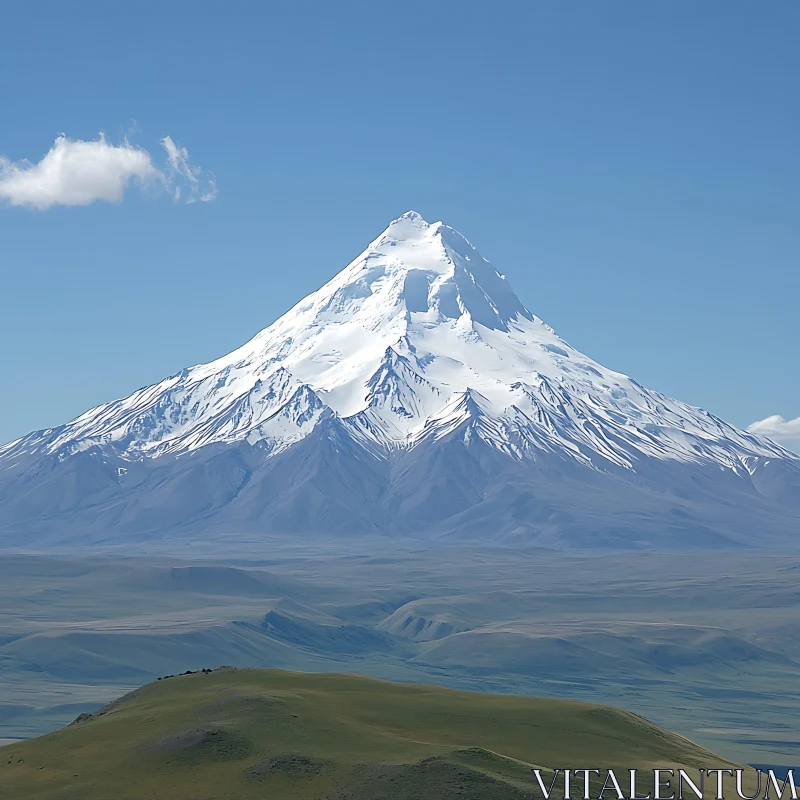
[162,136,217,204]
[748,414,800,443]
[0,133,216,210]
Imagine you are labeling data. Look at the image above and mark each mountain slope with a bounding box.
[1,211,798,549]
[0,668,744,800]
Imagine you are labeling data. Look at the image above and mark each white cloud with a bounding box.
[0,132,216,210]
[748,414,800,443]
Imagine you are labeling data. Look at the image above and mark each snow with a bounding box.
[3,211,796,473]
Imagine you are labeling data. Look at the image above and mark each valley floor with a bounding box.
[1,547,798,767]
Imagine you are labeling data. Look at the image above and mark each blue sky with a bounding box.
[1,1,798,449]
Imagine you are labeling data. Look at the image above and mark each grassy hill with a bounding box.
[0,667,743,800]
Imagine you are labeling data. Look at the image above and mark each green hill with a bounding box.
[0,667,742,800]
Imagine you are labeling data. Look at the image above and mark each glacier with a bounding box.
[1,211,798,550]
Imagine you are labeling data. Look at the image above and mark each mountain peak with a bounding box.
[4,211,796,468]
[374,209,436,246]
[2,212,799,549]
[375,211,481,256]
[393,209,427,224]
[338,211,533,332]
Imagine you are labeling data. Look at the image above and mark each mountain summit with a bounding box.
[1,212,798,550]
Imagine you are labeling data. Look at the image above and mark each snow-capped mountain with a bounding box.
[1,211,798,550]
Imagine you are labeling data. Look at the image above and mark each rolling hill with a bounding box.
[0,667,747,800]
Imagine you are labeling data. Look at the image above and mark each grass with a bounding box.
[0,666,748,800]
